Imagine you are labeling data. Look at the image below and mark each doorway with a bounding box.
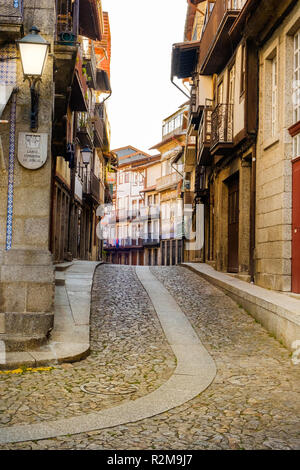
[228,174,239,273]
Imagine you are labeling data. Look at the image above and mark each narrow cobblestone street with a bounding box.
[0,265,299,450]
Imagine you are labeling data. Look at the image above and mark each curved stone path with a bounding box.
[0,267,216,445]
[0,265,175,427]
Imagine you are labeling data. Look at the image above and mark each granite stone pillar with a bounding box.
[0,1,56,352]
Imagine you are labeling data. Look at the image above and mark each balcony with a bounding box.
[195,166,208,201]
[137,206,149,221]
[77,112,94,147]
[199,0,246,75]
[156,172,182,192]
[210,104,233,154]
[82,39,97,89]
[99,179,105,204]
[74,175,83,202]
[56,0,79,45]
[79,0,103,41]
[83,170,100,204]
[105,238,144,249]
[197,102,213,166]
[143,234,160,247]
[162,111,186,141]
[93,113,105,148]
[0,0,23,42]
[189,86,201,127]
[94,103,110,151]
[69,48,89,112]
[149,205,160,219]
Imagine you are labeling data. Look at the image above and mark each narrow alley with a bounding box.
[0,264,299,450]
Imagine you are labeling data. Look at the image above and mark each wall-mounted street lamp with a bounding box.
[81,146,93,194]
[17,26,50,132]
[81,146,93,167]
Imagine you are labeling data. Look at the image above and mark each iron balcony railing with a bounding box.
[162,109,188,140]
[95,103,111,150]
[108,237,143,248]
[82,39,97,88]
[77,112,94,146]
[0,0,23,24]
[143,234,161,246]
[198,102,213,163]
[93,113,105,148]
[83,169,100,203]
[156,172,182,192]
[211,103,233,150]
[199,0,246,73]
[56,0,79,44]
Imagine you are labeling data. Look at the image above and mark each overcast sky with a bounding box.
[101,0,188,154]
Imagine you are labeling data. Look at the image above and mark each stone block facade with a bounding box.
[255,2,300,291]
[0,0,56,350]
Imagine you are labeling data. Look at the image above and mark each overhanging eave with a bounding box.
[171,41,200,80]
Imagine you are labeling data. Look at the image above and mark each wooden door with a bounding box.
[228,175,239,273]
[132,251,137,266]
[166,241,170,266]
[139,251,144,266]
[292,159,300,293]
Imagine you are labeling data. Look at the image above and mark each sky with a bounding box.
[101,0,188,154]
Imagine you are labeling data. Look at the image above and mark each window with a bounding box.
[271,56,278,137]
[240,44,246,95]
[293,134,300,158]
[230,0,246,8]
[264,46,278,144]
[125,172,129,183]
[162,113,183,136]
[294,29,300,123]
[217,81,223,104]
[119,173,123,184]
[228,65,235,104]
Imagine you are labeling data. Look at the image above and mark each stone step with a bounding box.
[54,262,73,272]
[0,334,47,354]
[55,272,65,286]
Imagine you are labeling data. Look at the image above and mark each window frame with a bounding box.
[293,29,300,124]
[271,55,278,137]
[240,43,246,97]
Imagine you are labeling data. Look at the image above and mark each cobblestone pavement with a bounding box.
[1,266,300,450]
[0,265,175,429]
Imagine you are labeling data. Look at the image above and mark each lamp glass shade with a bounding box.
[81,147,92,165]
[17,27,50,77]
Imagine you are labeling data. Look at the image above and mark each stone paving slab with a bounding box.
[0,261,99,370]
[0,266,216,444]
[1,266,299,450]
[182,262,300,351]
[0,265,176,433]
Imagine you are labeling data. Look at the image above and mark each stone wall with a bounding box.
[255,3,300,291]
[0,0,56,350]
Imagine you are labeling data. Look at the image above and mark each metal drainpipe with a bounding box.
[171,76,190,99]
[102,90,112,104]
